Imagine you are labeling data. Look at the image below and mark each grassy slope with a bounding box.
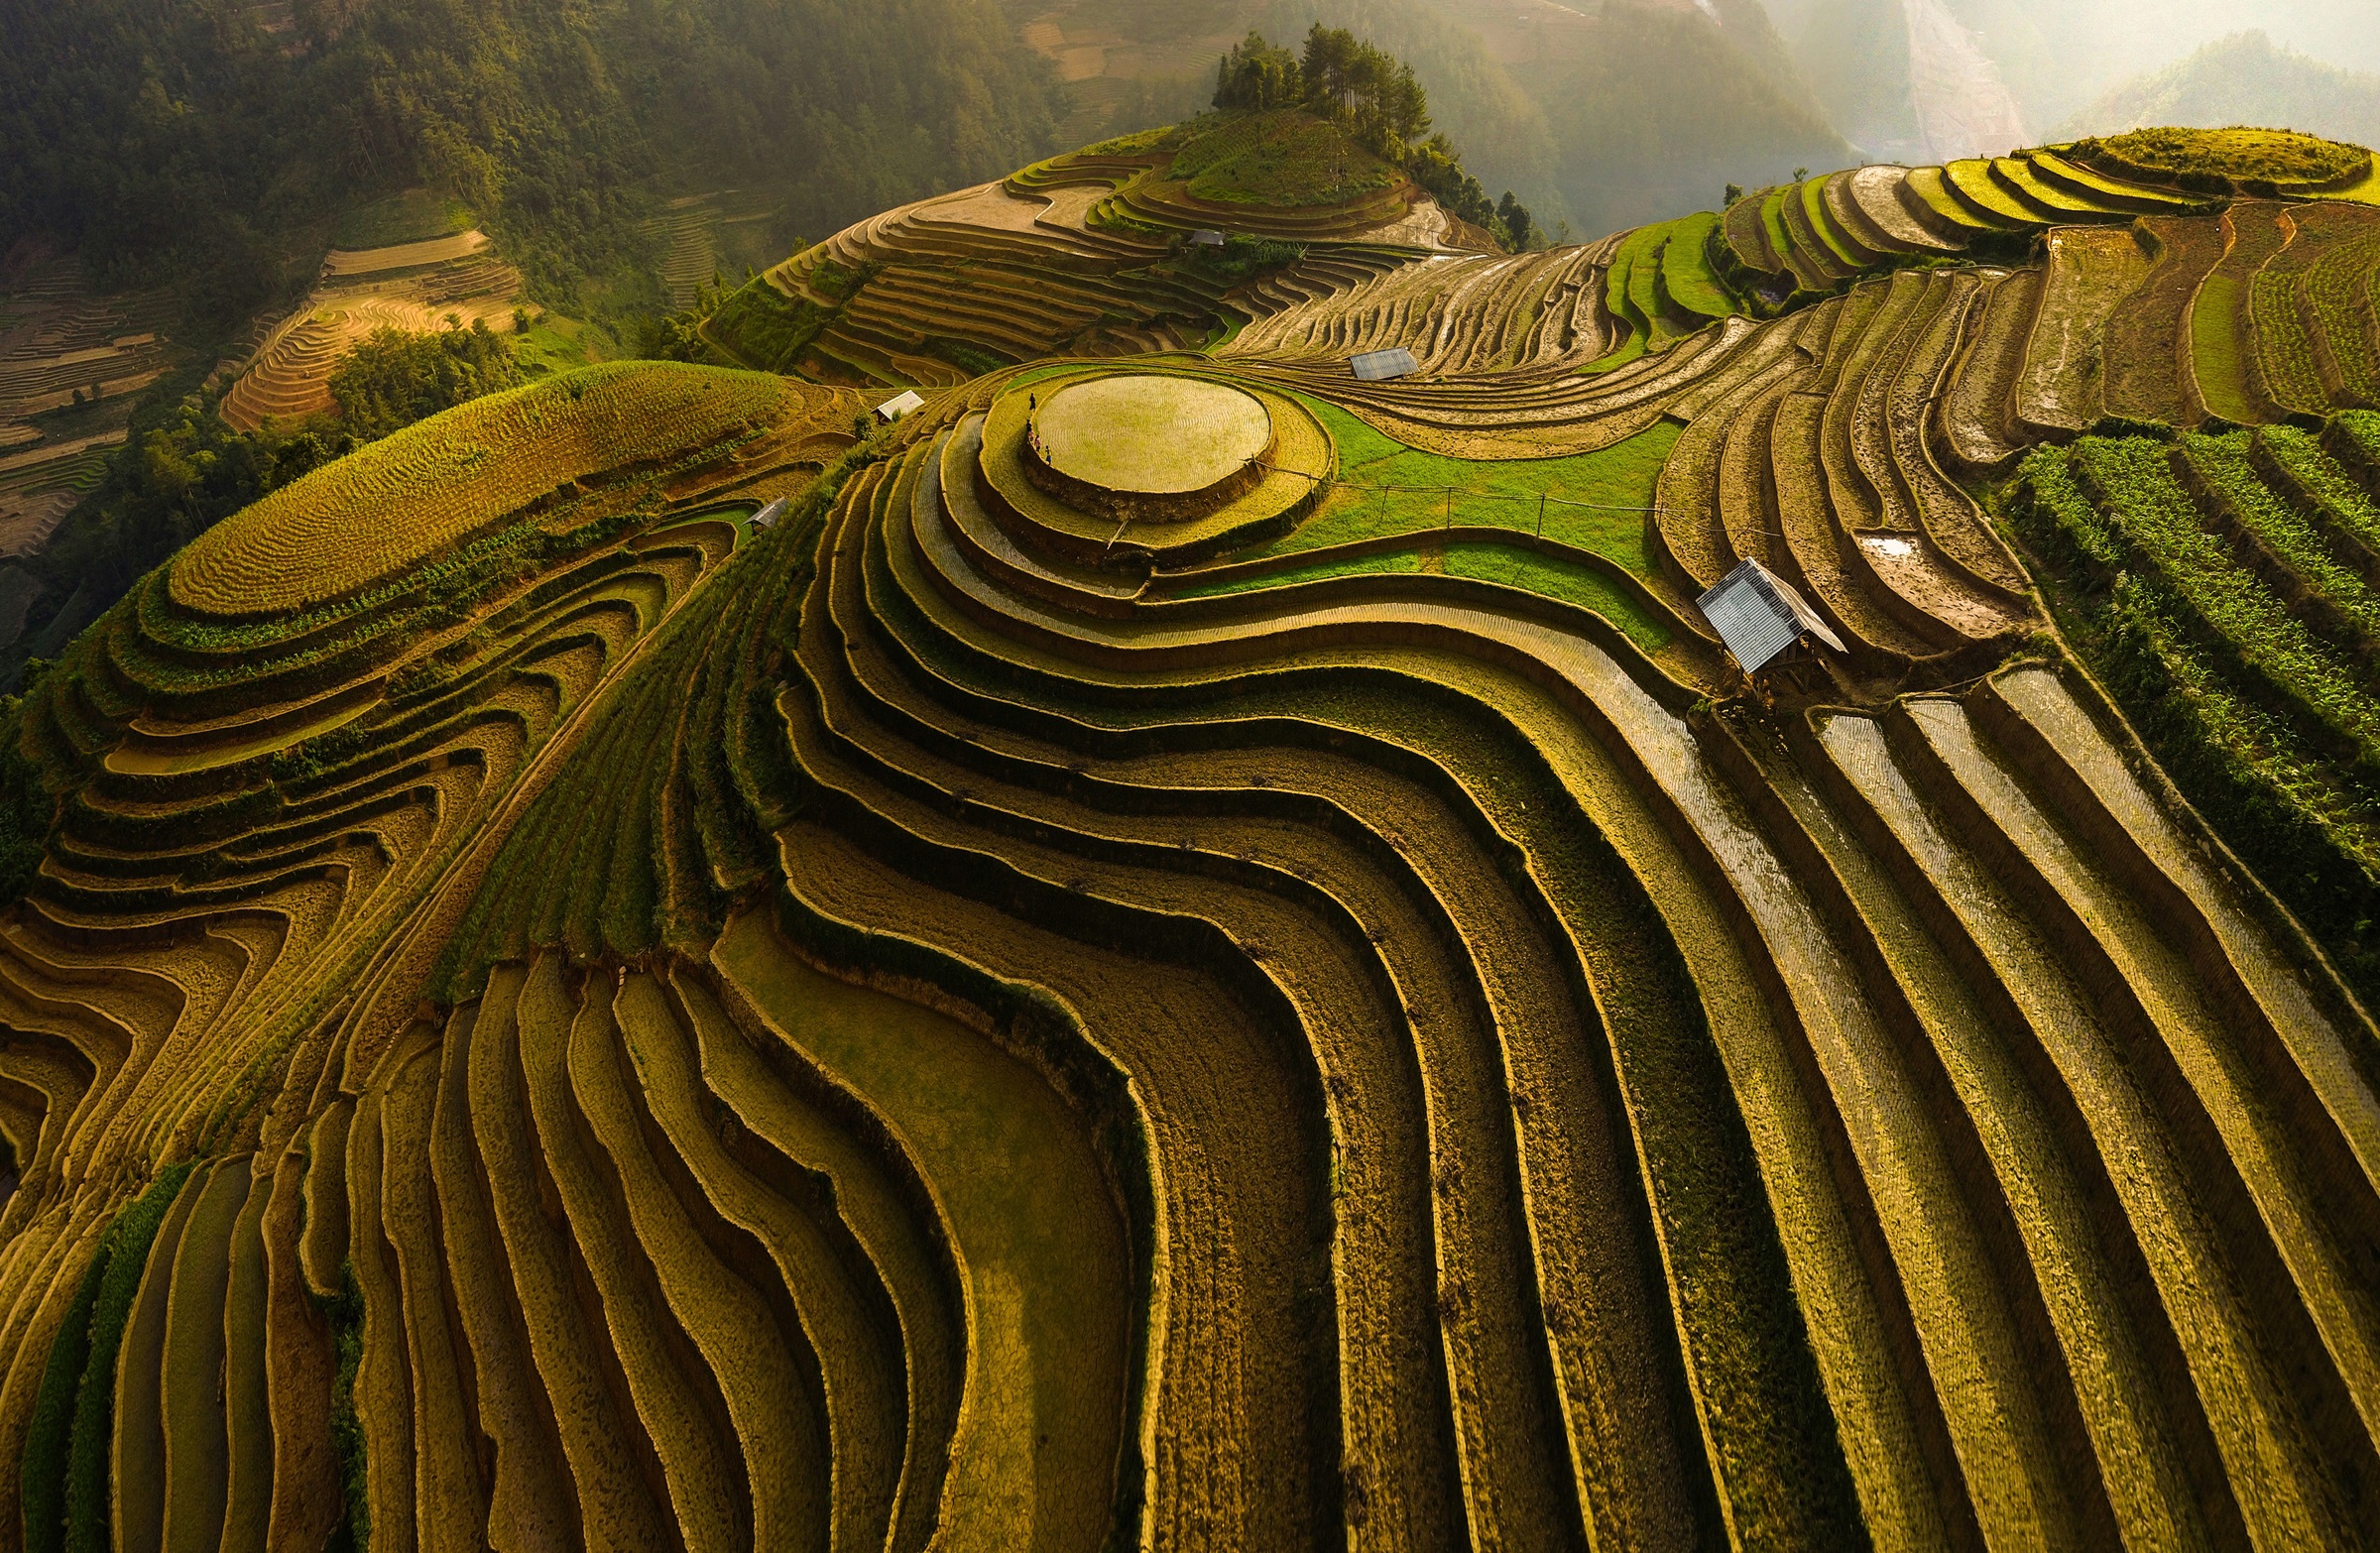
[1180,399,1679,650]
[1164,110,1403,208]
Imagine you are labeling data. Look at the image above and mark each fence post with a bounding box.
[1444,487,1453,531]
[1536,493,1547,539]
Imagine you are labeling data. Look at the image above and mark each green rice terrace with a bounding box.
[4,113,2380,1552]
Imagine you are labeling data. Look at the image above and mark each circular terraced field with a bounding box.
[1032,373,1272,495]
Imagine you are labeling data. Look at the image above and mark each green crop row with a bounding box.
[435,621,693,978]
[2064,435,2380,769]
[2250,269,2329,413]
[2182,433,2380,650]
[2011,440,2380,1002]
[2257,425,2380,569]
[2305,234,2380,405]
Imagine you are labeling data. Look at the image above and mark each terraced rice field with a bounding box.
[4,123,2380,1551]
[0,253,180,565]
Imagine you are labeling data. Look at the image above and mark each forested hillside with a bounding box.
[0,0,1063,312]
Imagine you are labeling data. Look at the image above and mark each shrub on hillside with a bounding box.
[1182,233,1306,283]
[0,701,51,909]
[704,270,861,374]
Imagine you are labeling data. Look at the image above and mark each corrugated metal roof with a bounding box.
[1351,347,1419,381]
[749,497,789,531]
[875,390,925,421]
[1696,558,1846,674]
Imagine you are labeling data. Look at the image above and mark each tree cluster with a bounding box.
[637,274,743,364]
[1216,28,1427,158]
[327,319,521,440]
[1213,27,1536,252]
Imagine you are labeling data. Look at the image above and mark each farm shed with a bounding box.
[1696,557,1846,675]
[1351,347,1419,381]
[875,389,926,423]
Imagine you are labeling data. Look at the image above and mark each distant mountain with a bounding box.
[2056,31,2380,149]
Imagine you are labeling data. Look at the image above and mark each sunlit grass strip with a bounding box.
[1235,399,1675,569]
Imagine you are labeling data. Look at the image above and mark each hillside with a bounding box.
[699,104,1503,389]
[2,108,2380,1553]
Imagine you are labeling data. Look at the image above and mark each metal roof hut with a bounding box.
[1351,347,1420,382]
[874,389,926,424]
[1189,229,1228,248]
[748,497,789,532]
[1696,558,1846,678]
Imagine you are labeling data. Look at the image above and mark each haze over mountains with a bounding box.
[1766,0,2379,161]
